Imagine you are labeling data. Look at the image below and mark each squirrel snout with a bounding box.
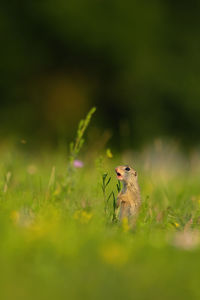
[115,168,122,177]
[115,168,120,174]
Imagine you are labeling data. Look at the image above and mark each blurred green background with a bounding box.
[1,0,200,148]
[2,3,200,299]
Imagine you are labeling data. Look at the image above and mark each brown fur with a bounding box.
[115,165,141,223]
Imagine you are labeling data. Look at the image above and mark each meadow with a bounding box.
[1,112,200,300]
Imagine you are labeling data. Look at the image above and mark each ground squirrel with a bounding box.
[115,165,141,222]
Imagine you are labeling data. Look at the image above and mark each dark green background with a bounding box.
[1,1,200,148]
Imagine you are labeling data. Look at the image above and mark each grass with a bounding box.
[1,136,200,299]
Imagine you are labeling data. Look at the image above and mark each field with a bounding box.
[1,137,200,300]
[2,1,200,298]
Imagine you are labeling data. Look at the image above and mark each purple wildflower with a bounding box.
[73,160,84,168]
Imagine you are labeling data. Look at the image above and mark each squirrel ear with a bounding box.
[134,171,137,176]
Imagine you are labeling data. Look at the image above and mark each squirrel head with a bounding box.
[115,165,137,184]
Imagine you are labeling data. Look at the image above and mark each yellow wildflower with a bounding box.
[81,211,93,223]
[106,148,113,158]
[73,210,93,224]
[175,222,180,228]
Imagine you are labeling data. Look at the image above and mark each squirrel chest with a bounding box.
[117,185,141,221]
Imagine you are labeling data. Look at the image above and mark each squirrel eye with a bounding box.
[125,167,130,171]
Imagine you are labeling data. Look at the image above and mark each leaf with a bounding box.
[68,107,96,163]
[112,192,116,210]
[106,177,111,187]
[78,119,84,130]
[102,173,107,183]
[116,181,121,193]
[70,142,74,153]
[107,191,113,203]
[79,138,84,150]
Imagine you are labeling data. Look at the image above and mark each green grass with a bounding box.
[1,141,200,300]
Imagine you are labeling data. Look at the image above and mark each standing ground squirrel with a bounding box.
[115,165,141,222]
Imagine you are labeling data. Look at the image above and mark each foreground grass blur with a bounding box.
[1,140,200,300]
